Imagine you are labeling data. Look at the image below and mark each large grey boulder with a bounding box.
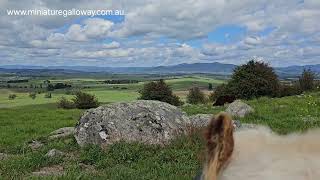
[189,114,212,127]
[74,100,191,147]
[226,100,254,118]
[189,114,244,131]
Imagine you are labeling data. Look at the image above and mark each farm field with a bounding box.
[0,76,223,108]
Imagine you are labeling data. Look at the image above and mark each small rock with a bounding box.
[226,100,254,118]
[45,149,64,158]
[28,140,44,150]
[32,165,64,176]
[0,153,8,160]
[49,127,75,139]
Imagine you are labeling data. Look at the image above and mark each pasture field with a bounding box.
[0,88,319,179]
[0,76,221,108]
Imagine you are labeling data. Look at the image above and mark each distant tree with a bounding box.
[209,84,233,102]
[47,84,55,91]
[208,83,213,91]
[139,79,183,106]
[73,91,100,109]
[57,97,75,109]
[278,83,302,97]
[299,69,316,91]
[227,60,280,99]
[44,92,52,98]
[29,92,37,99]
[8,94,17,100]
[54,83,72,89]
[187,87,206,104]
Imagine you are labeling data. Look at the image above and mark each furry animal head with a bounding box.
[203,112,234,180]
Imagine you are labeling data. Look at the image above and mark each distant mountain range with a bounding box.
[1,62,320,77]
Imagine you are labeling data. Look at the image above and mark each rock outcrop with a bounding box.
[74,100,191,147]
[189,114,212,127]
[74,100,257,147]
[49,127,75,139]
[226,100,254,118]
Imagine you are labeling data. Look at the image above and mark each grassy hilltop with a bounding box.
[0,75,319,179]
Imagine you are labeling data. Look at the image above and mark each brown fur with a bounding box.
[202,113,320,180]
[203,112,234,180]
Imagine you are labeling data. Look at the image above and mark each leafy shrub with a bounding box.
[139,79,183,106]
[73,91,100,109]
[209,84,233,102]
[278,83,302,97]
[187,87,206,104]
[57,97,75,109]
[47,84,55,91]
[299,69,316,91]
[8,94,17,100]
[29,92,37,99]
[208,83,213,91]
[44,93,52,98]
[226,60,280,99]
[54,83,72,89]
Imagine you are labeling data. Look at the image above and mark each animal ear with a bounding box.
[204,112,234,179]
[205,112,233,151]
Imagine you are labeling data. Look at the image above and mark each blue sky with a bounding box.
[0,0,320,67]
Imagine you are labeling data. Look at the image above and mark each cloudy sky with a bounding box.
[0,0,319,67]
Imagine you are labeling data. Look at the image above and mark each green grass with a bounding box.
[0,90,75,108]
[166,77,224,90]
[242,93,320,134]
[84,90,139,103]
[0,104,82,152]
[0,89,139,108]
[183,92,320,134]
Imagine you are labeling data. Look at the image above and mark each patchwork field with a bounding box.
[0,76,222,108]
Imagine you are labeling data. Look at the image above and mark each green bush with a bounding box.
[8,94,17,100]
[226,60,280,99]
[57,97,75,109]
[187,87,206,104]
[73,91,100,109]
[29,92,37,100]
[44,92,52,98]
[208,83,213,91]
[278,83,302,97]
[209,84,233,102]
[299,69,316,91]
[139,79,183,106]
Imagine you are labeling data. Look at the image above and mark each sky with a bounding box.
[0,0,319,67]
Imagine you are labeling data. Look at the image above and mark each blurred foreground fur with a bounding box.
[202,112,320,180]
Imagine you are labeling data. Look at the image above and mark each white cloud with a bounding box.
[103,41,120,49]
[0,0,319,67]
